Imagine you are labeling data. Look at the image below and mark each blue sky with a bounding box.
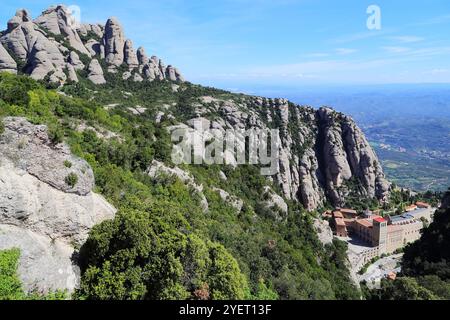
[1,0,450,91]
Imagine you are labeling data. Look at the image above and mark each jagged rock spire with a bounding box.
[0,5,185,84]
[103,17,125,69]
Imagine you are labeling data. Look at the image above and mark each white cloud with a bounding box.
[335,48,357,55]
[382,46,411,54]
[389,36,424,43]
[305,53,330,58]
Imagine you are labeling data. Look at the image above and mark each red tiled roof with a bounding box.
[373,217,386,223]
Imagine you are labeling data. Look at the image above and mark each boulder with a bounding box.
[0,117,94,196]
[87,59,106,84]
[68,51,84,70]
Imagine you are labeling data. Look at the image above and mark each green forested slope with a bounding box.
[0,72,359,300]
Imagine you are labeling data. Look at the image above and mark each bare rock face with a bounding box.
[103,17,125,69]
[1,6,185,84]
[193,96,390,211]
[317,107,390,206]
[313,219,334,246]
[0,117,116,294]
[34,5,90,55]
[0,43,17,73]
[66,63,78,82]
[124,39,139,69]
[137,46,148,65]
[0,117,94,196]
[87,59,106,84]
[1,9,67,82]
[77,23,104,39]
[212,188,244,212]
[68,50,84,70]
[263,186,288,219]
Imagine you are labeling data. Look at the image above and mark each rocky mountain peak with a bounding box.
[0,5,184,84]
[7,9,31,31]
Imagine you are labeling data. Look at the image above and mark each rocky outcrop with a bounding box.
[1,9,67,82]
[124,39,139,69]
[68,51,84,70]
[34,5,90,56]
[0,43,17,73]
[0,6,184,84]
[313,219,333,246]
[0,117,116,294]
[191,96,391,211]
[77,23,104,39]
[263,186,288,218]
[87,59,106,84]
[146,160,209,212]
[0,117,94,196]
[137,46,148,65]
[66,63,78,82]
[103,17,125,70]
[212,188,244,212]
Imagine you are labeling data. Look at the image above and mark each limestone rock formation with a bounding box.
[68,50,84,70]
[0,43,17,73]
[0,117,116,294]
[124,39,139,69]
[137,46,148,65]
[1,9,67,82]
[0,117,95,196]
[34,5,90,56]
[191,96,391,211]
[0,6,184,84]
[66,63,78,82]
[77,23,104,39]
[87,59,106,84]
[103,17,125,69]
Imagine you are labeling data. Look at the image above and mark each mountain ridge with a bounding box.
[0,5,184,84]
[0,5,392,210]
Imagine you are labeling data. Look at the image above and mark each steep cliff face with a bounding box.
[0,117,116,294]
[180,96,391,211]
[0,5,184,83]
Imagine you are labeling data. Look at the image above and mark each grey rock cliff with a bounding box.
[0,43,17,73]
[0,6,184,84]
[103,17,125,69]
[189,96,391,211]
[34,5,90,56]
[124,39,139,69]
[1,9,67,82]
[87,58,106,84]
[0,117,116,294]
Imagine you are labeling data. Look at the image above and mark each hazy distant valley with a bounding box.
[246,84,450,192]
